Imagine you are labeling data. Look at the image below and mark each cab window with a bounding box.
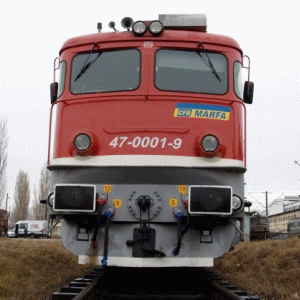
[71,49,140,94]
[57,61,66,98]
[20,223,27,229]
[155,49,228,94]
[234,61,243,99]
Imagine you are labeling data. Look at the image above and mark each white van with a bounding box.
[7,220,47,238]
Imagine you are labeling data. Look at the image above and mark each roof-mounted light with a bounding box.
[132,21,147,36]
[149,20,164,35]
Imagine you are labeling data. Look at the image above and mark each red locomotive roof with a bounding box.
[60,29,242,55]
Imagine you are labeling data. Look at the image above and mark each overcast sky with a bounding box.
[0,0,299,212]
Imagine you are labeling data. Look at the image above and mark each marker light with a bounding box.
[201,135,219,152]
[149,20,164,35]
[74,134,91,151]
[132,21,147,36]
[232,194,243,211]
[47,193,54,207]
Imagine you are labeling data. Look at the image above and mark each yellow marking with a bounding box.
[169,198,178,208]
[178,185,187,195]
[103,185,112,194]
[114,199,122,209]
[173,108,179,117]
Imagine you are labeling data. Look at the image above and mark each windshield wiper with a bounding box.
[74,43,101,81]
[197,42,221,82]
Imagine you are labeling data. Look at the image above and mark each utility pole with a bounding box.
[265,191,269,217]
[5,193,8,211]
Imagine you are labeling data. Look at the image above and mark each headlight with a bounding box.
[201,135,219,152]
[54,184,96,212]
[74,134,91,151]
[149,20,163,35]
[132,21,147,36]
[189,186,232,215]
[232,195,243,211]
[47,193,54,207]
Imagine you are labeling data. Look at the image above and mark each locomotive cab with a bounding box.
[47,14,253,267]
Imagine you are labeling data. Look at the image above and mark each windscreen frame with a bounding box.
[70,48,141,95]
[154,48,229,95]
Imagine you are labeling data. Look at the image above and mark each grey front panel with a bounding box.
[50,166,244,192]
[50,167,244,221]
[61,220,237,258]
[50,166,244,260]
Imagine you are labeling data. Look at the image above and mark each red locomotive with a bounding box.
[48,14,253,267]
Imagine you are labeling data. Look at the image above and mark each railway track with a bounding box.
[51,267,261,300]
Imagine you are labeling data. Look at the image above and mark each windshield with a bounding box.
[155,49,228,94]
[71,49,140,94]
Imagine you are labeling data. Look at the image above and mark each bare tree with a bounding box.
[13,169,30,222]
[0,119,8,207]
[32,187,42,220]
[32,164,51,220]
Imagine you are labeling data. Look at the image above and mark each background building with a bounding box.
[262,196,300,233]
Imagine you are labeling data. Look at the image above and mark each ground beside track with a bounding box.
[1,237,299,299]
[0,238,92,300]
[214,237,300,300]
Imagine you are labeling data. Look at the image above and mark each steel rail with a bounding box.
[203,268,261,300]
[51,267,262,300]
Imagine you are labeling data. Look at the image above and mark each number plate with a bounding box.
[109,136,182,150]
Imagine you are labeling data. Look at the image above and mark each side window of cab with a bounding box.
[57,61,67,98]
[50,60,66,104]
[234,61,243,99]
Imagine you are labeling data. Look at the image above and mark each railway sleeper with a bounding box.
[52,267,262,300]
[203,269,261,300]
[52,268,104,300]
[100,292,207,299]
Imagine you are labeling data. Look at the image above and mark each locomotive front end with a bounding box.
[47,14,253,267]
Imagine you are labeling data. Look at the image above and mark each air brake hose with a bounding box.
[91,200,105,248]
[173,213,191,256]
[101,210,114,267]
[91,215,102,248]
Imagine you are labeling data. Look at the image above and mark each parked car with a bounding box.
[7,220,47,238]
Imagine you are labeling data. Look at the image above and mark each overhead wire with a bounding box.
[247,192,266,209]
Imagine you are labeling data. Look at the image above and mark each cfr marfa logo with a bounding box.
[174,103,230,121]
